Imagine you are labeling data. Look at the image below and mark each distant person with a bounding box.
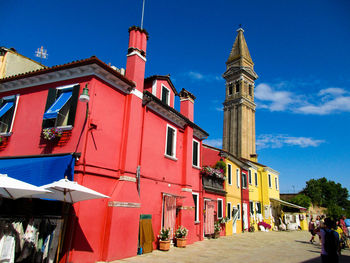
[344,216,350,237]
[318,217,340,263]
[339,215,349,237]
[309,217,317,243]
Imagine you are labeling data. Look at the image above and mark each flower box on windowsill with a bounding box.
[41,127,72,146]
[0,135,10,150]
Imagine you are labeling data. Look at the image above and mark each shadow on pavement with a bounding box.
[301,255,350,263]
[295,240,315,244]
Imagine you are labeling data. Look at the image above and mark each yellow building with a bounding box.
[221,151,250,235]
[0,47,44,78]
[243,159,280,230]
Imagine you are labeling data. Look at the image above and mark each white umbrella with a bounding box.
[0,173,51,199]
[34,178,109,203]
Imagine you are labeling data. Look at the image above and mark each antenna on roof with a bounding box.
[140,0,146,29]
[35,46,48,63]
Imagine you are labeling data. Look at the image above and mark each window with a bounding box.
[42,84,80,128]
[165,125,177,158]
[268,174,272,188]
[237,203,241,220]
[249,84,252,96]
[248,170,252,185]
[161,85,170,105]
[192,139,200,167]
[249,201,254,216]
[275,177,278,190]
[255,172,258,186]
[227,202,232,220]
[228,84,233,95]
[256,202,262,214]
[217,199,223,219]
[236,82,240,93]
[241,172,247,188]
[264,205,270,219]
[192,192,199,222]
[0,95,19,134]
[236,168,240,188]
[227,164,232,185]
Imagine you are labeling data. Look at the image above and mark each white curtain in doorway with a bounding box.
[163,195,176,237]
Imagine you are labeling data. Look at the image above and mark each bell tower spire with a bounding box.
[222,27,258,161]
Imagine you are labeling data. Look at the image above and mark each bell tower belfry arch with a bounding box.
[222,28,258,161]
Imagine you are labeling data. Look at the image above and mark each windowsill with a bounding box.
[164,154,178,161]
[194,221,200,224]
[0,132,12,137]
[43,125,73,131]
[192,165,201,170]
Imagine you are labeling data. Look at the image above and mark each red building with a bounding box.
[0,26,208,262]
[201,144,226,237]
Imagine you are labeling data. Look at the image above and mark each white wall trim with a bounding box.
[130,88,143,99]
[126,51,147,62]
[108,201,141,208]
[119,176,137,182]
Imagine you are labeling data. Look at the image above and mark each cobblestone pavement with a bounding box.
[112,231,350,263]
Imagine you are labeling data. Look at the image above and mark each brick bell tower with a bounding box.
[222,27,258,161]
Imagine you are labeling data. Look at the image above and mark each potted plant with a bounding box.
[42,127,63,141]
[158,227,171,251]
[214,221,221,239]
[175,225,188,248]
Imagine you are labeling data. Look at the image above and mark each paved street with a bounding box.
[112,231,350,263]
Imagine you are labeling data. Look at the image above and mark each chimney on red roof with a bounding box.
[125,26,149,93]
[179,88,196,122]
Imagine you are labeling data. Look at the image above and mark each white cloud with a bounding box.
[255,83,294,111]
[204,138,222,148]
[187,71,204,80]
[256,134,325,150]
[318,87,347,97]
[184,71,222,82]
[254,82,350,115]
[296,88,350,115]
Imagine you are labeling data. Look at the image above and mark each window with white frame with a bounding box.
[256,202,262,214]
[264,205,270,219]
[249,201,254,216]
[237,203,241,220]
[0,95,19,134]
[192,192,199,222]
[255,172,258,187]
[275,176,278,190]
[242,172,247,188]
[227,164,232,185]
[268,174,272,188]
[217,199,223,219]
[192,139,200,167]
[42,84,80,128]
[236,168,240,188]
[161,85,170,105]
[227,202,232,220]
[248,170,252,185]
[165,125,177,158]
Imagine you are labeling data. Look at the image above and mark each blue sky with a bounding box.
[2,0,350,193]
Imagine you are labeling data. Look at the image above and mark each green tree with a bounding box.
[288,194,312,209]
[302,177,350,217]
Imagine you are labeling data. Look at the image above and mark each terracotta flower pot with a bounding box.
[176,238,187,248]
[159,240,170,251]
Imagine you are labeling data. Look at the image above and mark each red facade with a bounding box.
[0,27,208,262]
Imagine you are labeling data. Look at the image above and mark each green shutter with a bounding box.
[67,84,80,126]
